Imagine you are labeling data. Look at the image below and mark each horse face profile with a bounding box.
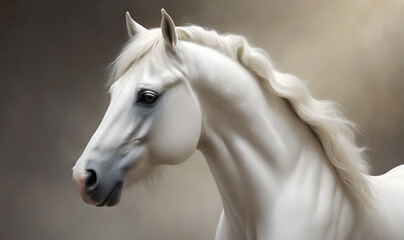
[72,11,201,207]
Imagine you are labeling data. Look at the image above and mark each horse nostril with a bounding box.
[84,169,98,193]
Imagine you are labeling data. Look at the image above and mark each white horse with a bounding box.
[73,9,404,240]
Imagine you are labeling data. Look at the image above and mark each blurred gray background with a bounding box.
[1,0,403,239]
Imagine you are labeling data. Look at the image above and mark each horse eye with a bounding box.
[137,90,159,105]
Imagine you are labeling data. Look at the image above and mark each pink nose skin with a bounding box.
[73,170,95,204]
[73,170,86,192]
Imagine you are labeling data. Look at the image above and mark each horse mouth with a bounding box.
[96,182,123,207]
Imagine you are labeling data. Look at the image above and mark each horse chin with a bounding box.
[79,181,124,207]
[95,182,124,207]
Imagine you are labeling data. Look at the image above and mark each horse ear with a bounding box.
[160,9,177,49]
[126,11,146,37]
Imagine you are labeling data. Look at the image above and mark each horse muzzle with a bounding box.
[73,163,125,207]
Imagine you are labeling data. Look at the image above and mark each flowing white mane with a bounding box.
[109,25,373,209]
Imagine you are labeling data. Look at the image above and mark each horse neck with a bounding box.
[182,41,360,238]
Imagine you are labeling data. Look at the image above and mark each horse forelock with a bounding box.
[108,29,164,88]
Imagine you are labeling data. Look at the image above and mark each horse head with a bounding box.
[72,10,202,207]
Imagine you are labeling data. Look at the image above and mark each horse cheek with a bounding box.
[150,87,201,165]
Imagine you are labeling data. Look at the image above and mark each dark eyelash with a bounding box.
[136,89,159,105]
